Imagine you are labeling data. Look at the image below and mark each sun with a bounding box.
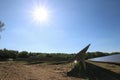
[32,6,49,23]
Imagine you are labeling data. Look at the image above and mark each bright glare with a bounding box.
[32,6,49,23]
[74,60,78,64]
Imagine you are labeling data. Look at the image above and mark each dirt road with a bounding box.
[0,61,81,80]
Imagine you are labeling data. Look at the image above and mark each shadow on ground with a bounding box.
[26,61,67,65]
[67,62,120,80]
[27,61,45,65]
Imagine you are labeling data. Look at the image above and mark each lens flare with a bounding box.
[32,6,49,23]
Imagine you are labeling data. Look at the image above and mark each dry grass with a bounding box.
[0,61,81,80]
[0,61,119,80]
[87,61,120,74]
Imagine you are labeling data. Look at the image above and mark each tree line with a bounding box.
[0,48,119,61]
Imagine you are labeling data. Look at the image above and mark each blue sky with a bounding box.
[0,0,120,53]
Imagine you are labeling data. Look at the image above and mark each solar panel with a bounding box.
[89,54,120,64]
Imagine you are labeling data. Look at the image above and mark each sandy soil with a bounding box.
[0,61,81,80]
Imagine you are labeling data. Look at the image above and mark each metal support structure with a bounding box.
[73,44,90,71]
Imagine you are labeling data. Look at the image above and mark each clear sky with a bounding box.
[0,0,120,53]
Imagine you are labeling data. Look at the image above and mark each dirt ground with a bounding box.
[0,61,82,80]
